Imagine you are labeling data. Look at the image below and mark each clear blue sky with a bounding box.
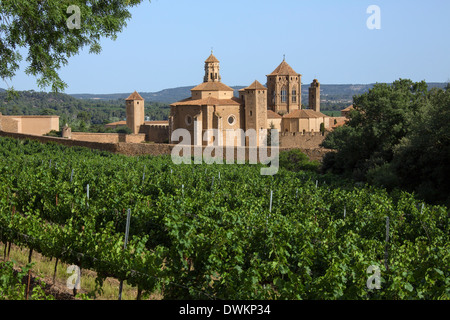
[2,0,450,94]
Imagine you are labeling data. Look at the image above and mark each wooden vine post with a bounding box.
[118,208,132,300]
[26,248,33,300]
[53,258,59,284]
[384,216,390,272]
[7,206,16,261]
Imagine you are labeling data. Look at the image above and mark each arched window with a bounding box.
[281,86,287,103]
[185,115,193,126]
[292,87,297,103]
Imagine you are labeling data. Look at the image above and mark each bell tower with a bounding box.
[203,51,221,83]
[126,91,145,134]
[243,80,268,146]
[266,58,302,114]
[309,79,320,112]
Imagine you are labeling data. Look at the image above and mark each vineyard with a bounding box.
[0,136,448,300]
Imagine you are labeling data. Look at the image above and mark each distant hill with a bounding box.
[68,82,448,106]
[2,82,447,112]
[69,86,246,104]
[0,89,170,126]
[69,84,364,104]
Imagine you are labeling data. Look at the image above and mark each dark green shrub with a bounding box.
[279,149,320,172]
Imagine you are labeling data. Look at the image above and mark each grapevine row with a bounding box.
[0,137,448,299]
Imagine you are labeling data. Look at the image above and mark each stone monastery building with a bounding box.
[169,53,329,147]
[0,52,333,150]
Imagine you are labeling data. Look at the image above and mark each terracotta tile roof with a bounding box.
[341,105,354,112]
[106,120,170,127]
[267,110,282,119]
[205,53,219,63]
[283,109,327,119]
[329,117,347,128]
[144,121,169,126]
[245,80,267,90]
[268,60,299,76]
[126,91,144,101]
[171,96,242,107]
[105,120,126,126]
[191,81,234,92]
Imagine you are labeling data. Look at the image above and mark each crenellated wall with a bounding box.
[279,131,327,148]
[140,124,170,143]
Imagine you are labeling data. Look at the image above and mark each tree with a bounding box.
[390,86,450,205]
[77,110,91,123]
[40,108,55,115]
[321,79,429,179]
[0,0,148,92]
[321,79,450,205]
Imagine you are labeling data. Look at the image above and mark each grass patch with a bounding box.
[1,242,162,300]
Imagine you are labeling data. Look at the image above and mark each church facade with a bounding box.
[169,53,329,147]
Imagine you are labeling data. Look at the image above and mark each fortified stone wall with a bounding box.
[71,132,146,143]
[18,116,59,136]
[140,124,170,143]
[0,116,20,133]
[0,131,331,162]
[0,131,118,153]
[0,115,59,135]
[279,131,327,149]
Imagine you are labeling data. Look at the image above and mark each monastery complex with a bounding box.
[0,53,350,151]
[168,53,332,147]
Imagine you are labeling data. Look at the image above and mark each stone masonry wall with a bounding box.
[0,116,20,133]
[0,131,331,162]
[140,125,169,143]
[279,131,327,149]
[71,132,146,143]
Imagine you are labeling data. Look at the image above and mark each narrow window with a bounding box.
[185,115,193,126]
[281,86,287,103]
